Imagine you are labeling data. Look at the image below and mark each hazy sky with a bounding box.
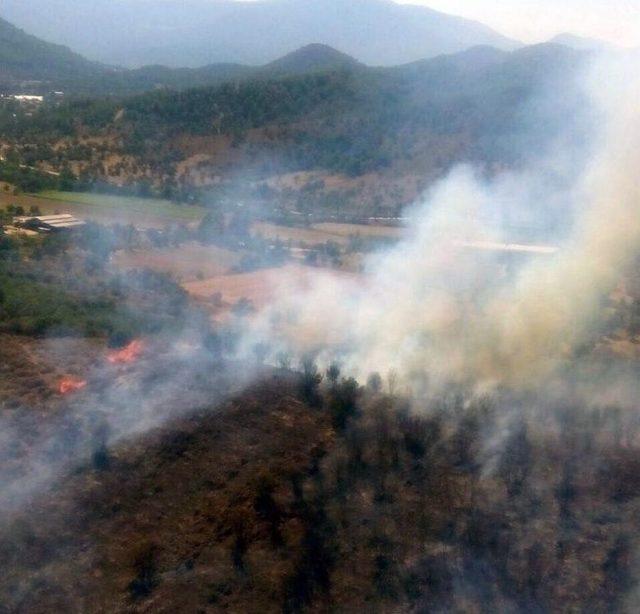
[396,0,640,47]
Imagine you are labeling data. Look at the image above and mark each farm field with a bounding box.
[183,264,306,311]
[313,222,404,239]
[0,190,206,228]
[183,264,357,315]
[253,222,352,246]
[253,221,404,246]
[113,242,242,283]
[1,186,397,317]
[39,191,206,225]
[1,190,404,241]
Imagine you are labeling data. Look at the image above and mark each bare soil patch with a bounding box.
[183,264,356,314]
[312,222,403,239]
[252,222,350,246]
[113,243,241,283]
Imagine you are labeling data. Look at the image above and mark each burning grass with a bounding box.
[0,335,103,409]
[107,339,146,365]
[58,376,87,395]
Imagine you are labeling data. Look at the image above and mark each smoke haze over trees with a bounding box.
[0,42,588,218]
[1,3,640,613]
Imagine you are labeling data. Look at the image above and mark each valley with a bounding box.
[1,3,639,613]
[0,42,586,221]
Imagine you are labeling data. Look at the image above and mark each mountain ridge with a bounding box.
[0,43,589,218]
[0,21,369,95]
[549,32,615,52]
[0,0,520,68]
[0,16,104,83]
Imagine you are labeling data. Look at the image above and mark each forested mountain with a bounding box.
[0,17,105,88]
[108,45,362,95]
[0,43,588,216]
[0,18,361,96]
[263,44,363,76]
[0,0,520,68]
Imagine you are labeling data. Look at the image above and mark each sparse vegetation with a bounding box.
[1,365,639,612]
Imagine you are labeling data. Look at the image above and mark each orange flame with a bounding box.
[107,339,145,365]
[58,376,87,395]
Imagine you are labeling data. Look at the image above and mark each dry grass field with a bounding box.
[253,221,403,246]
[183,264,304,310]
[252,222,351,246]
[183,264,357,315]
[313,222,403,239]
[113,243,242,283]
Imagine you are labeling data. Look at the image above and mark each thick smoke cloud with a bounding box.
[246,51,640,391]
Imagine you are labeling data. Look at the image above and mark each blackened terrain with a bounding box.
[1,371,639,612]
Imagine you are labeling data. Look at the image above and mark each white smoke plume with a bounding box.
[246,52,640,391]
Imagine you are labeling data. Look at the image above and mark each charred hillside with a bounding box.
[2,367,640,612]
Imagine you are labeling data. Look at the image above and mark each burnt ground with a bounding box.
[0,376,333,613]
[0,333,254,517]
[0,335,104,410]
[1,335,640,613]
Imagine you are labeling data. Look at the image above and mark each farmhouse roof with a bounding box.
[14,214,86,229]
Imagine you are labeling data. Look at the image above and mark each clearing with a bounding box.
[253,221,404,246]
[183,264,356,314]
[2,191,206,228]
[113,242,242,283]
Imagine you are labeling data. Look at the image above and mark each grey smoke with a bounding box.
[245,51,640,392]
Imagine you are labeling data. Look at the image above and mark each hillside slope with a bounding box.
[2,365,639,612]
[263,43,364,76]
[1,44,587,217]
[0,16,363,96]
[0,16,104,86]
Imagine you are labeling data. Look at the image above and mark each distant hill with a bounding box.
[0,13,368,97]
[0,14,255,95]
[103,63,255,97]
[104,46,363,95]
[0,0,521,68]
[263,44,363,76]
[0,16,104,87]
[0,13,365,96]
[1,43,588,218]
[550,33,614,52]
